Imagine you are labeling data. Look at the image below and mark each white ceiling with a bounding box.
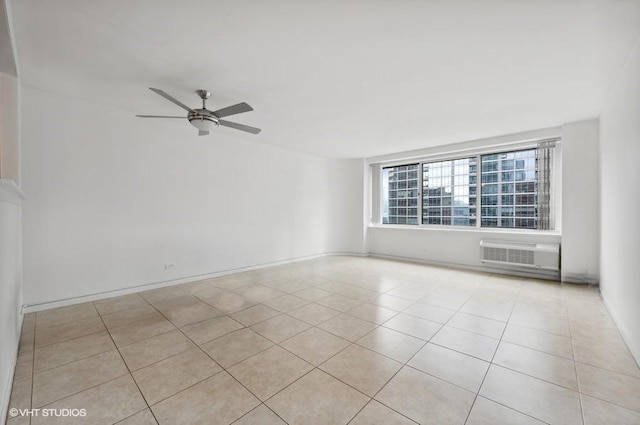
[10,0,640,158]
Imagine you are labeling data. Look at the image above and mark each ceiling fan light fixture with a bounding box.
[188,114,217,131]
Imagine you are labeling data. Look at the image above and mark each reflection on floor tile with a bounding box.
[8,256,640,425]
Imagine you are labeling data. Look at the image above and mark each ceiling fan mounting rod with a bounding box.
[196,89,211,109]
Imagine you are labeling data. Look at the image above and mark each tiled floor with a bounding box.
[7,256,640,424]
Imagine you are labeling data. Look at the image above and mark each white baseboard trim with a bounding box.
[600,293,640,368]
[368,252,560,281]
[1,311,23,425]
[561,272,600,286]
[22,251,365,313]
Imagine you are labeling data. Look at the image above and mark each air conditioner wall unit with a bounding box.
[480,240,560,271]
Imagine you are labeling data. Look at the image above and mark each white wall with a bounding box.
[600,39,640,362]
[560,119,600,283]
[21,87,363,306]
[0,183,22,423]
[0,74,19,182]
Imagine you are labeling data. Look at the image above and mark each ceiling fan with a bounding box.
[136,88,261,136]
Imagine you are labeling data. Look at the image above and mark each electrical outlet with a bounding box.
[164,263,175,270]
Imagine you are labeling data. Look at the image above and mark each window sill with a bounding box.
[368,224,561,237]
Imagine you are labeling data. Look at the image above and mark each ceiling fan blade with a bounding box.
[219,119,262,134]
[136,115,184,118]
[198,130,209,136]
[212,102,253,118]
[149,87,194,112]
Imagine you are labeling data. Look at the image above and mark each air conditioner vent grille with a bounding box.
[480,240,559,271]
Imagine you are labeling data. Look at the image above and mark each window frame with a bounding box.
[376,140,559,232]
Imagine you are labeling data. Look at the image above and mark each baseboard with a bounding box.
[561,272,600,286]
[600,293,640,368]
[369,252,560,281]
[22,251,365,313]
[1,311,23,425]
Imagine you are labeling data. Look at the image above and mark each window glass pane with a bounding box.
[382,164,420,225]
[480,148,538,229]
[422,157,476,227]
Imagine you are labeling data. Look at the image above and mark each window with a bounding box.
[380,140,557,230]
[422,158,477,226]
[481,149,538,229]
[382,164,419,224]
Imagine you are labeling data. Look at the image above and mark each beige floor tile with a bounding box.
[480,365,582,425]
[32,350,128,407]
[320,345,402,396]
[357,326,424,363]
[447,312,506,339]
[260,279,309,293]
[317,314,378,342]
[576,362,640,412]
[502,323,573,359]
[372,294,414,311]
[292,287,333,301]
[102,305,161,329]
[314,280,350,293]
[349,400,416,425]
[408,343,489,392]
[263,294,310,312]
[581,394,640,425]
[572,337,640,378]
[233,405,286,425]
[288,303,340,325]
[228,346,313,401]
[22,313,36,334]
[250,314,310,343]
[419,291,470,311]
[181,315,244,345]
[201,291,257,314]
[140,286,188,304]
[116,409,158,425]
[31,375,146,425]
[120,329,195,371]
[13,351,33,381]
[234,284,285,303]
[36,303,99,330]
[403,303,456,324]
[384,286,431,302]
[35,315,106,348]
[161,301,225,327]
[431,326,499,361]
[509,313,571,337]
[466,397,545,425]
[266,369,369,425]
[348,303,397,324]
[315,294,362,312]
[493,341,577,390]
[460,296,513,322]
[375,366,475,425]
[18,330,34,356]
[6,416,30,425]
[339,286,380,302]
[383,313,442,341]
[280,327,350,366]
[132,347,221,405]
[151,372,259,425]
[231,304,281,326]
[94,294,149,316]
[34,331,115,373]
[209,274,254,291]
[8,376,31,410]
[201,328,273,368]
[109,316,176,347]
